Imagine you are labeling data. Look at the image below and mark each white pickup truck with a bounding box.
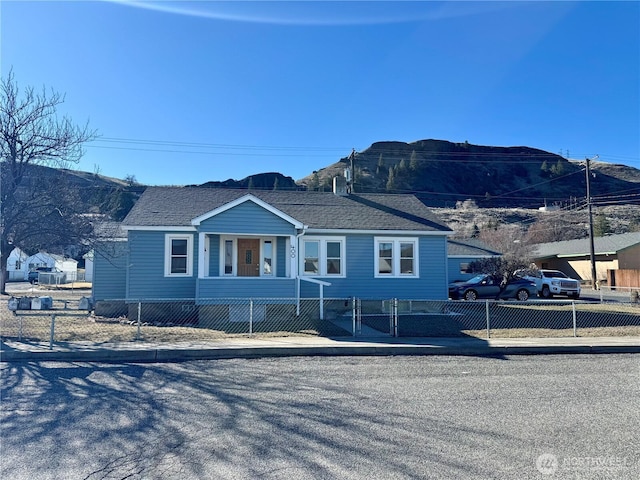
[521,269,581,299]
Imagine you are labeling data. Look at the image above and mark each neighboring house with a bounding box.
[531,232,640,285]
[25,252,78,282]
[6,247,29,281]
[447,239,502,282]
[83,250,94,282]
[93,183,453,309]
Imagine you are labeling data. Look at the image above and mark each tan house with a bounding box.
[531,232,640,286]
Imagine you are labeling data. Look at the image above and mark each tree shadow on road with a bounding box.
[1,357,525,479]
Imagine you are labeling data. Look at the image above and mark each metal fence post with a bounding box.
[486,300,491,339]
[136,302,142,341]
[393,298,399,337]
[249,299,254,336]
[352,297,356,337]
[388,300,393,336]
[49,314,56,350]
[572,301,577,337]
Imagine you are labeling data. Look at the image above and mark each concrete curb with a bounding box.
[2,342,640,363]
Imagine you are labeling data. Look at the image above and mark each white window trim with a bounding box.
[300,236,346,277]
[261,238,276,277]
[222,238,235,277]
[374,237,419,278]
[219,236,278,277]
[165,234,194,277]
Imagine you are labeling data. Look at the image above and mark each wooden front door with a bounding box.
[237,239,260,277]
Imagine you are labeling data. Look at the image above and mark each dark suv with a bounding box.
[28,267,53,284]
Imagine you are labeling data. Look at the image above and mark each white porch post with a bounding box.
[291,234,300,314]
[198,232,207,278]
[290,234,299,278]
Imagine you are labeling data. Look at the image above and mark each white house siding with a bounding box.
[7,248,28,281]
[84,251,94,282]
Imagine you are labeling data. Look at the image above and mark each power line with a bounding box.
[87,144,340,158]
[86,136,640,166]
[94,136,347,152]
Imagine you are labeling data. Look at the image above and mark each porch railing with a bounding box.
[297,276,331,319]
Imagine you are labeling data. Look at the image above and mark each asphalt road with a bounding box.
[1,355,638,480]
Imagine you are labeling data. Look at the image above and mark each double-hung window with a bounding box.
[165,234,193,277]
[375,237,418,277]
[302,237,345,276]
[460,262,472,274]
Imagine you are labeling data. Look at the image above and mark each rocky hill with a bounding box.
[434,204,640,242]
[13,140,640,238]
[299,139,640,209]
[193,172,300,191]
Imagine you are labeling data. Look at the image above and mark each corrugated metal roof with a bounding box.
[533,232,640,258]
[122,187,452,233]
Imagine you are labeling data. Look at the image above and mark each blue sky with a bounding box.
[1,1,639,186]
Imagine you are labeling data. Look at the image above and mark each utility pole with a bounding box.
[585,155,598,289]
[347,148,355,194]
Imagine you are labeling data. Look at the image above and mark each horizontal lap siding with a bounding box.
[277,237,287,277]
[209,235,220,276]
[198,202,297,235]
[299,235,448,300]
[93,242,128,300]
[418,236,448,299]
[197,278,296,299]
[127,231,198,299]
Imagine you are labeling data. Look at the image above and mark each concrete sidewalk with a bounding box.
[1,335,639,362]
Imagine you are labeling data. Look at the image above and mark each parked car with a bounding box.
[28,267,53,284]
[448,274,537,301]
[517,269,581,299]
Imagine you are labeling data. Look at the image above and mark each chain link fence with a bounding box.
[597,286,640,304]
[2,290,640,346]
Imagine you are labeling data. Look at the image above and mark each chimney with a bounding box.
[333,175,348,196]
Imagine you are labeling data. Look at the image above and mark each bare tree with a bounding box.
[526,215,586,244]
[0,71,97,293]
[478,223,531,259]
[471,223,535,287]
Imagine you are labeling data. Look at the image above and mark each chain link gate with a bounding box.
[351,297,395,337]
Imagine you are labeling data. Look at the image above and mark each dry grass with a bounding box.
[0,314,330,344]
[463,326,640,339]
[2,314,639,344]
[2,291,640,344]
[41,282,92,291]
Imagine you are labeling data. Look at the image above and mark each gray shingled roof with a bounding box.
[94,221,127,240]
[122,187,452,233]
[533,232,640,259]
[448,238,502,256]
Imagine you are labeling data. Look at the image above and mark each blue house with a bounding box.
[447,239,501,283]
[93,184,453,312]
